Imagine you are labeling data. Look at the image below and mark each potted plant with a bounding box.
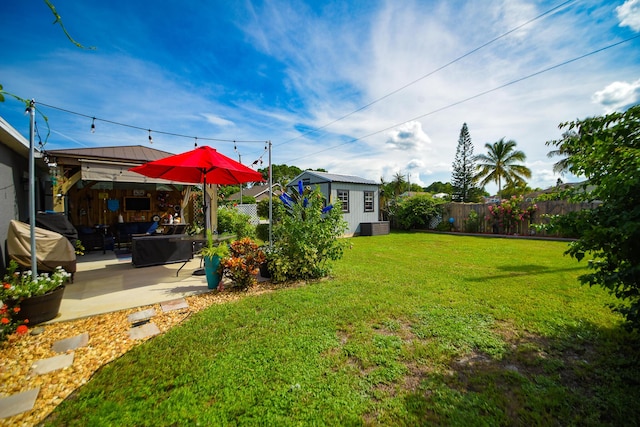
[200,229,229,289]
[1,260,71,340]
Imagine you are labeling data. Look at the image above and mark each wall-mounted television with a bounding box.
[124,197,151,212]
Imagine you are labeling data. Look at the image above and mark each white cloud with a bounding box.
[617,0,640,31]
[385,121,431,151]
[592,79,640,112]
[201,113,235,128]
[407,158,424,170]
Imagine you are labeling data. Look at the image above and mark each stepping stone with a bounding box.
[52,332,89,353]
[0,388,40,419]
[128,322,161,340]
[161,298,189,312]
[31,353,74,375]
[127,308,156,324]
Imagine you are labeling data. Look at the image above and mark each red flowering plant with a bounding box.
[1,260,70,342]
[222,238,265,291]
[486,195,537,235]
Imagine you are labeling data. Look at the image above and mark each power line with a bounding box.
[27,0,576,155]
[274,0,577,148]
[36,101,268,144]
[286,33,640,162]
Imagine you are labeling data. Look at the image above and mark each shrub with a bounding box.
[222,238,265,290]
[217,206,255,239]
[269,182,348,283]
[486,195,537,235]
[256,223,269,242]
[393,195,440,230]
[257,197,285,222]
[464,210,480,233]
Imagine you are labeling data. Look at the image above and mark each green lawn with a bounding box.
[44,233,640,426]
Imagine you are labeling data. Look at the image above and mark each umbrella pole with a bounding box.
[193,175,208,276]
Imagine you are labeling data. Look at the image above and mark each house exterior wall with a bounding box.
[0,144,25,263]
[0,118,50,273]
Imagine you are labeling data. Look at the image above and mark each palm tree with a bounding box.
[391,172,407,198]
[379,177,389,221]
[546,130,577,175]
[474,138,531,197]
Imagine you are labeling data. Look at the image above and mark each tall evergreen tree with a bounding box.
[451,123,476,202]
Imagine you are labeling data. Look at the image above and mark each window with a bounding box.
[337,190,349,213]
[364,191,374,212]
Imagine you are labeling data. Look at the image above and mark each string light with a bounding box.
[148,129,153,144]
[91,117,96,133]
[194,137,198,147]
[37,101,267,145]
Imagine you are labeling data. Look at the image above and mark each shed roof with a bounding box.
[290,170,377,185]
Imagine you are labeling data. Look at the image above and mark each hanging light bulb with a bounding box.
[148,129,153,144]
[91,117,96,133]
[194,137,198,147]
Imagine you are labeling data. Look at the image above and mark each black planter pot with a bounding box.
[259,262,271,279]
[13,286,65,325]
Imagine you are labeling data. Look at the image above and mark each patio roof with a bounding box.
[46,145,174,163]
[46,145,184,184]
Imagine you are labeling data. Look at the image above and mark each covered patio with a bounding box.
[54,251,211,322]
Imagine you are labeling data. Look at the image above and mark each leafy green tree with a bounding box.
[451,123,478,202]
[258,164,303,186]
[474,138,531,197]
[217,185,240,204]
[545,105,640,330]
[424,181,453,195]
[500,181,533,199]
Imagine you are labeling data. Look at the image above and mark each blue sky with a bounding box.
[1,0,639,193]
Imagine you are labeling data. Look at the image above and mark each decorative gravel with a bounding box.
[0,281,281,426]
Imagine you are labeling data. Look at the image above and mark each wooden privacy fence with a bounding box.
[439,200,599,237]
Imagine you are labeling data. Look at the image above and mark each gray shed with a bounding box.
[288,170,389,236]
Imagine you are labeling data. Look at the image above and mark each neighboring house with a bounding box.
[227,183,281,202]
[287,170,388,237]
[0,116,49,272]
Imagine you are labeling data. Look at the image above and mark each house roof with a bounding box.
[45,145,174,163]
[0,116,31,158]
[228,184,282,201]
[290,170,377,185]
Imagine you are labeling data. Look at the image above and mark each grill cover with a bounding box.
[7,220,76,274]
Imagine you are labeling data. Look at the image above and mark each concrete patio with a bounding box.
[53,250,212,323]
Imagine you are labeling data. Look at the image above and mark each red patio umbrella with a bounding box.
[129,145,264,233]
[129,145,264,185]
